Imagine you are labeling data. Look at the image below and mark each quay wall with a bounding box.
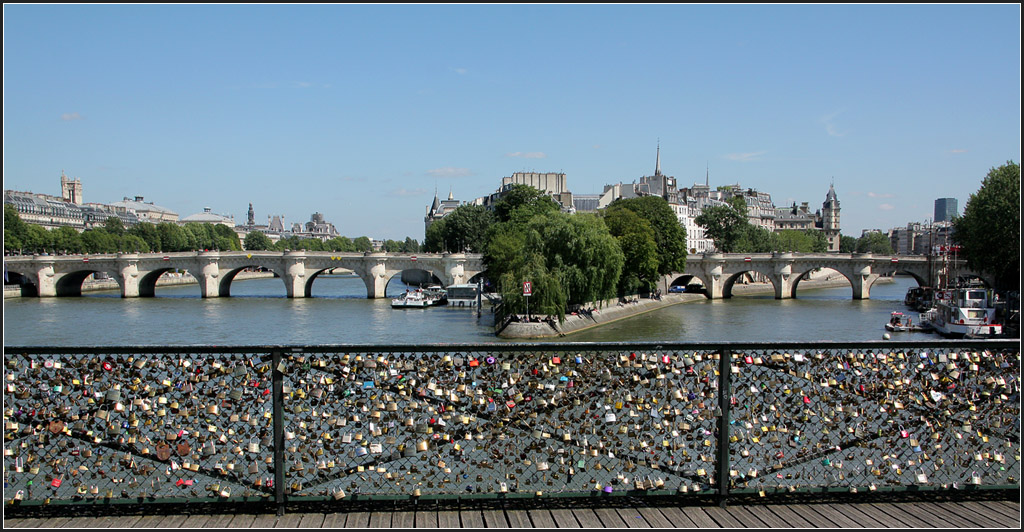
[498,275,892,339]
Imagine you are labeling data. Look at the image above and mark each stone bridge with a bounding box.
[666,252,986,300]
[3,251,485,299]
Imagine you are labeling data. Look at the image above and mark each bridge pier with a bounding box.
[283,252,308,298]
[703,254,727,299]
[118,254,140,298]
[197,252,223,298]
[35,260,58,298]
[364,254,389,299]
[771,253,794,299]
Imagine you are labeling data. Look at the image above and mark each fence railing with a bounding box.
[3,340,1019,514]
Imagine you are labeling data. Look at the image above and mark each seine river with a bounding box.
[2,274,941,347]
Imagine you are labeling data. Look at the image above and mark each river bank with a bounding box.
[498,274,894,339]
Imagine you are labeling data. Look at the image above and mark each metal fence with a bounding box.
[3,341,1019,514]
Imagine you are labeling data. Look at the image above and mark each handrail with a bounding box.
[3,340,1018,515]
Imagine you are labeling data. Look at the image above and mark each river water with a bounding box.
[2,274,941,347]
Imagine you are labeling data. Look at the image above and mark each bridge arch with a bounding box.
[4,270,39,297]
[721,269,778,299]
[55,268,122,297]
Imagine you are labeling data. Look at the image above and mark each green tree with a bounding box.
[435,204,493,252]
[423,219,447,252]
[605,196,687,275]
[953,161,1020,290]
[603,207,659,295]
[353,236,373,252]
[213,224,241,251]
[492,184,561,223]
[734,225,773,253]
[4,205,28,252]
[52,226,83,254]
[157,222,189,252]
[695,204,747,253]
[402,237,420,253]
[21,225,52,254]
[120,234,150,253]
[244,231,273,251]
[127,222,161,252]
[81,228,118,253]
[103,216,126,236]
[325,236,355,252]
[855,232,894,254]
[839,235,857,253]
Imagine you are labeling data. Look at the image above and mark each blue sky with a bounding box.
[4,4,1020,241]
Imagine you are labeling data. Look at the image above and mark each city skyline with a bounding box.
[3,4,1020,241]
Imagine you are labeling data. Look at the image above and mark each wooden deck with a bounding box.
[4,500,1019,528]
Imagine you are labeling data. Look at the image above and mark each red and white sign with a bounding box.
[523,281,532,296]
[744,257,752,262]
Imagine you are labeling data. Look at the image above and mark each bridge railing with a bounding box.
[3,341,1018,513]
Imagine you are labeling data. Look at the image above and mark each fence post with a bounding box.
[272,350,285,516]
[716,348,732,508]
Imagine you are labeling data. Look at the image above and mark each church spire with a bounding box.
[655,140,662,177]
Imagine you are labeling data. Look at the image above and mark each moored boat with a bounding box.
[923,288,1002,338]
[391,286,447,309]
[884,311,932,332]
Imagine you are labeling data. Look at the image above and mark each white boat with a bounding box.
[446,283,480,307]
[391,286,447,309]
[924,288,1002,338]
[884,311,931,332]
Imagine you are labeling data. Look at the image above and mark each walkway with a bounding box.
[5,499,1019,528]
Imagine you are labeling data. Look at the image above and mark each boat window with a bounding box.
[967,291,985,300]
[966,309,987,319]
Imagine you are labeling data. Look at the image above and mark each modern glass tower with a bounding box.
[934,198,958,223]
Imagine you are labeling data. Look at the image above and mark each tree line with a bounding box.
[4,205,421,255]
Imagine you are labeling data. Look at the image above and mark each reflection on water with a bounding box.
[4,275,935,347]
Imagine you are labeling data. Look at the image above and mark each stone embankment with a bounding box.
[497,274,891,339]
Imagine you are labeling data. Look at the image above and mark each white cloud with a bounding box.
[878,203,895,211]
[451,67,468,75]
[390,188,428,197]
[61,112,83,121]
[505,152,547,159]
[821,110,846,137]
[426,167,472,178]
[867,192,894,198]
[949,149,968,154]
[725,151,767,161]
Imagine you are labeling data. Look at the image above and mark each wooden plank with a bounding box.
[913,502,984,528]
[728,506,768,528]
[179,514,213,528]
[802,503,862,528]
[614,507,649,528]
[392,511,415,528]
[436,510,460,529]
[744,504,792,528]
[298,513,327,528]
[505,509,532,528]
[569,508,602,528]
[636,507,675,528]
[460,509,485,529]
[481,509,509,528]
[971,500,1022,520]
[275,513,303,528]
[676,506,717,528]
[201,512,236,528]
[764,504,815,528]
[368,511,391,528]
[956,501,1021,527]
[868,503,932,528]
[848,503,905,528]
[703,506,746,528]
[249,513,277,528]
[656,506,697,527]
[829,503,886,527]
[346,511,372,528]
[3,518,42,528]
[593,507,626,527]
[156,514,190,528]
[939,501,1012,528]
[322,512,347,528]
[37,517,74,528]
[414,510,438,528]
[134,515,166,528]
[784,504,837,528]
[921,501,999,527]
[531,509,561,528]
